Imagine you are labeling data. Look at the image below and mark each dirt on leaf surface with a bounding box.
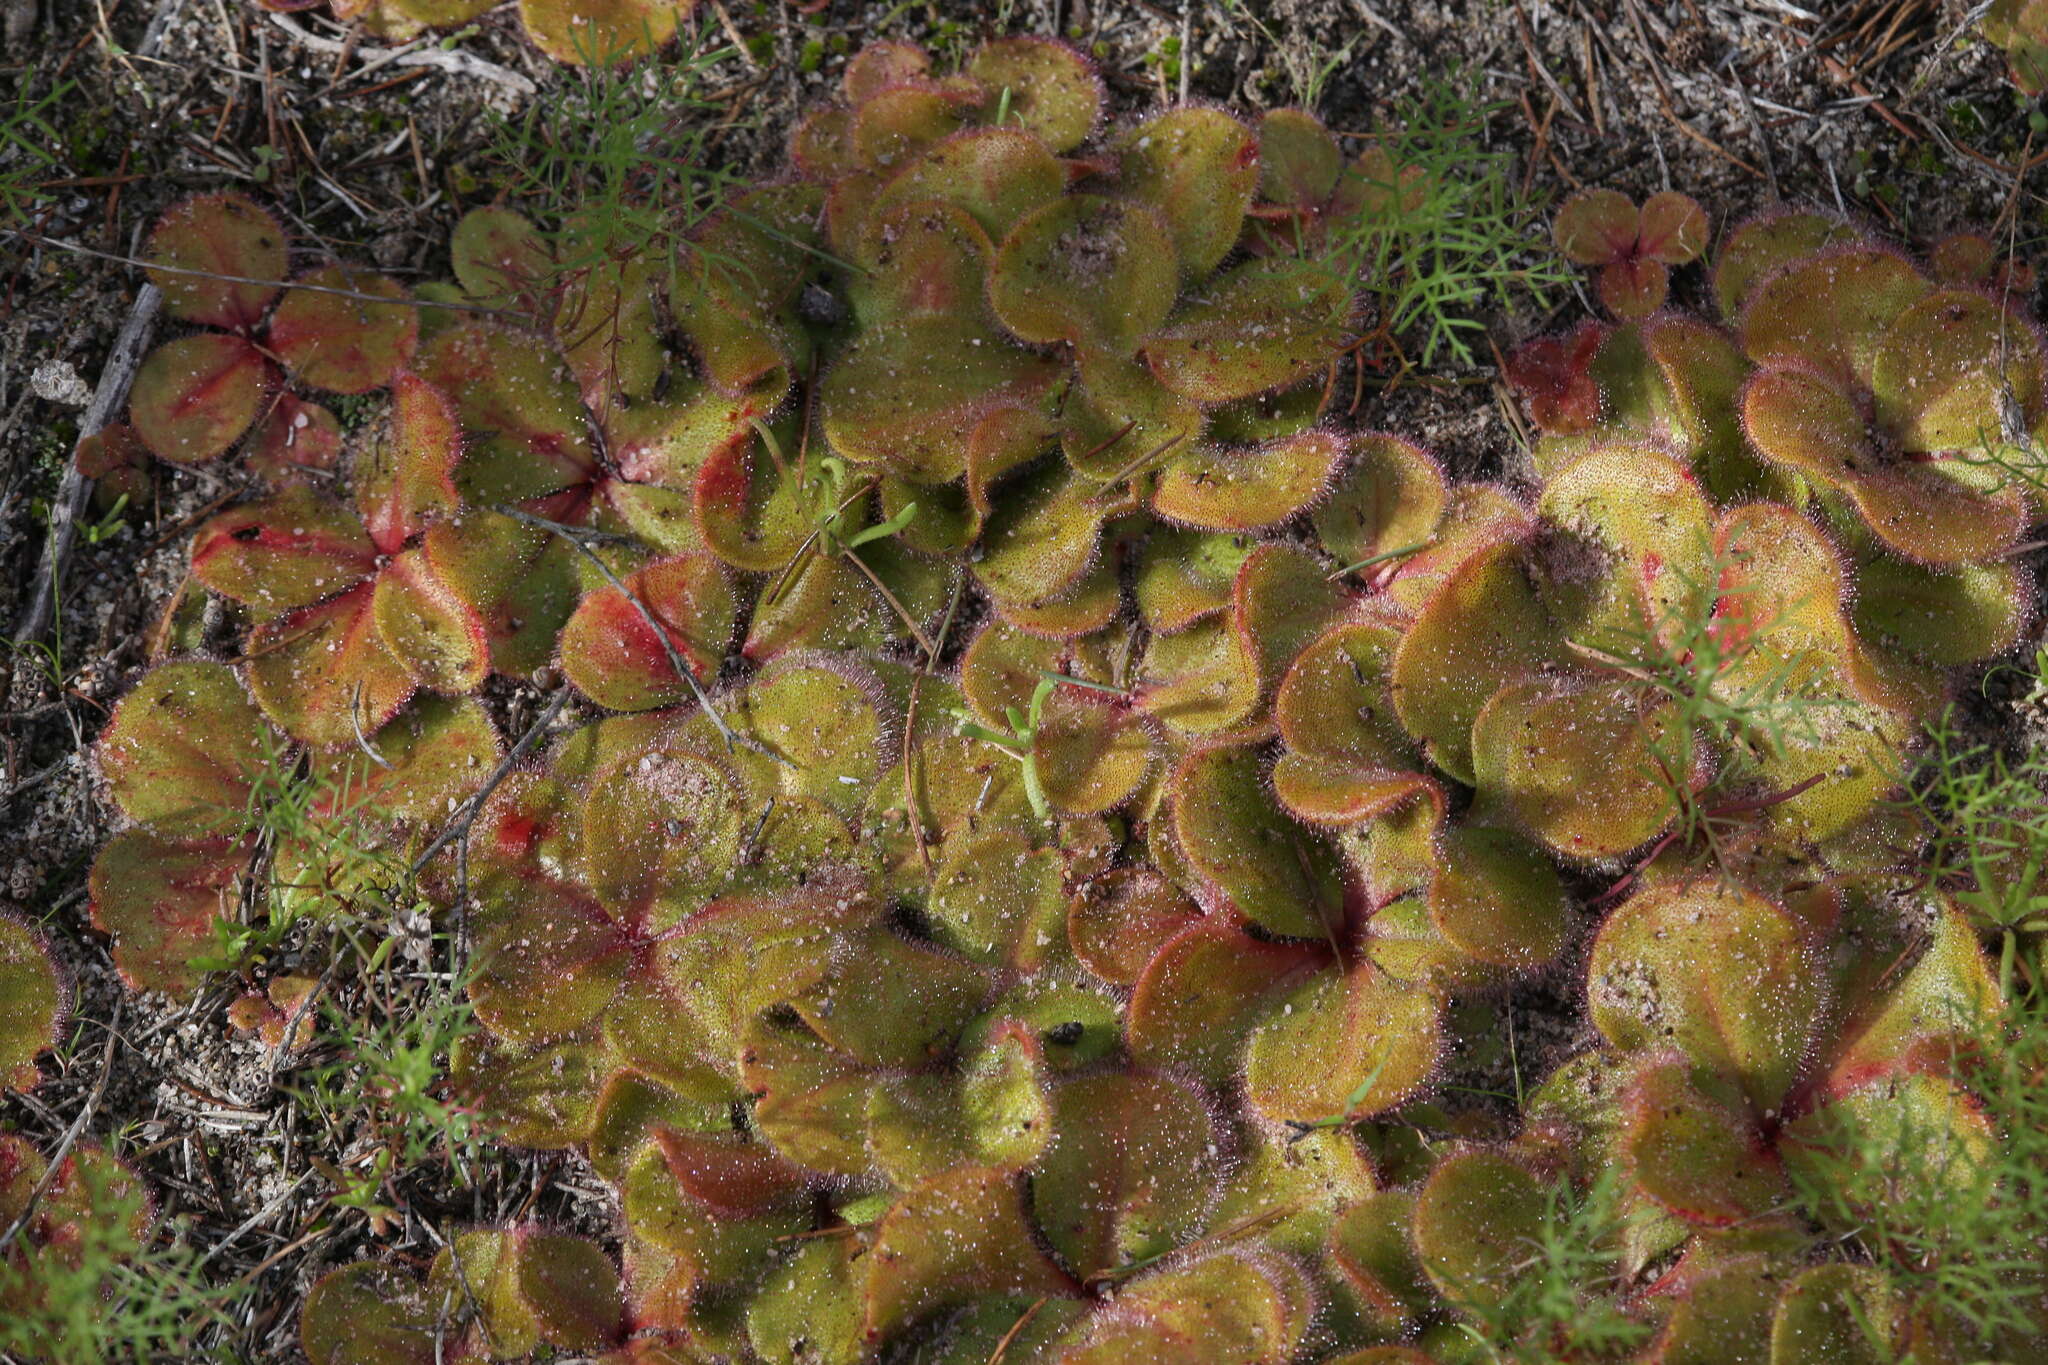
[1,0,2042,1360]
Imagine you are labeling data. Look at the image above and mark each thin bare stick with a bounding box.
[13,284,159,643]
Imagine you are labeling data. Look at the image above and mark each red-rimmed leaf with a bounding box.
[421,510,581,677]
[1621,1054,1784,1227]
[1115,108,1259,279]
[268,265,419,394]
[1067,868,1202,988]
[245,583,417,747]
[863,1165,1081,1341]
[244,393,342,484]
[1244,961,1444,1124]
[654,1128,813,1220]
[1145,259,1352,404]
[511,1229,626,1352]
[144,191,287,330]
[356,372,462,553]
[517,0,679,65]
[129,333,272,464]
[87,830,245,995]
[471,877,631,1045]
[1152,429,1344,531]
[989,194,1177,352]
[300,1263,435,1365]
[1554,188,1640,265]
[1174,744,1345,941]
[1410,1149,1546,1302]
[371,545,491,693]
[0,912,65,1093]
[965,38,1101,151]
[558,554,736,713]
[419,321,595,506]
[1637,191,1709,264]
[1032,1068,1221,1277]
[97,660,267,833]
[1127,919,1320,1080]
[451,205,551,304]
[191,485,375,613]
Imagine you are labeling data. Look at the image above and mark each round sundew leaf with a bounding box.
[691,425,812,573]
[1271,752,1434,828]
[1063,347,1205,480]
[1126,920,1320,1080]
[1152,428,1344,531]
[1712,210,1866,319]
[129,333,271,464]
[418,322,594,505]
[190,485,376,614]
[1328,1191,1433,1327]
[965,37,1101,152]
[371,545,491,695]
[1067,868,1201,987]
[1532,441,1716,649]
[732,658,886,812]
[1115,108,1258,279]
[1134,526,1253,633]
[1410,1150,1547,1303]
[517,0,679,64]
[841,38,931,102]
[746,1232,867,1365]
[1244,962,1444,1125]
[1637,190,1710,264]
[991,554,1123,639]
[1173,744,1344,941]
[0,913,64,1093]
[1135,613,1263,736]
[863,1165,1080,1341]
[1032,1069,1222,1278]
[1034,689,1154,818]
[513,1231,626,1353]
[301,1262,435,1365]
[244,393,343,484]
[1852,555,2030,666]
[928,827,1066,970]
[1871,288,2046,449]
[1256,108,1344,210]
[957,618,1111,727]
[1064,1249,1310,1365]
[1233,541,1352,686]
[86,830,244,996]
[989,195,1177,353]
[428,1229,540,1361]
[470,882,630,1045]
[556,243,666,403]
[851,83,976,173]
[97,660,267,833]
[1769,1264,1898,1365]
[1597,256,1670,321]
[1145,259,1352,404]
[740,1014,881,1180]
[1588,879,1821,1113]
[973,456,1109,611]
[315,694,499,826]
[1737,246,1930,388]
[792,927,989,1071]
[450,1033,607,1149]
[451,205,550,304]
[957,1022,1053,1169]
[268,265,418,395]
[1827,903,1997,1089]
[865,127,1065,247]
[355,372,462,553]
[820,318,1060,485]
[1553,188,1640,266]
[579,747,744,919]
[1621,1054,1783,1227]
[1470,677,1680,860]
[1782,1072,1997,1226]
[1742,366,2029,565]
[145,191,287,330]
[1428,823,1571,970]
[1312,433,1446,574]
[558,554,735,713]
[418,511,580,677]
[1388,537,1556,785]
[1273,616,1411,766]
[245,584,418,747]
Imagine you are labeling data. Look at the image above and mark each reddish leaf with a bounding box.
[0,912,66,1094]
[191,486,376,614]
[144,191,287,330]
[129,333,272,464]
[245,584,418,747]
[356,372,462,553]
[244,394,343,484]
[268,265,419,394]
[87,830,245,995]
[559,554,735,712]
[97,660,267,833]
